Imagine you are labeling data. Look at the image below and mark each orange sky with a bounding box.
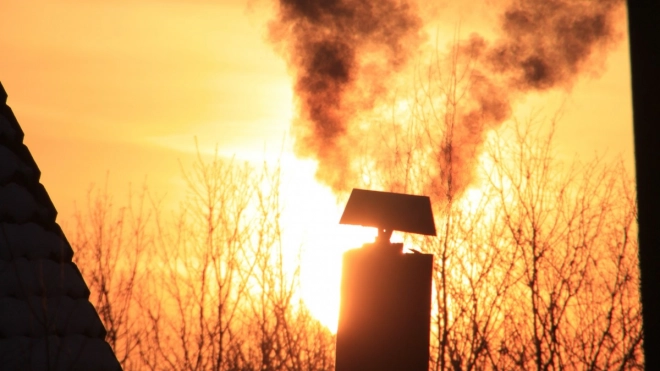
[1,0,293,212]
[0,0,635,329]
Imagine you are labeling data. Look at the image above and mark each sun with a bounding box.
[276,156,379,332]
[299,223,378,332]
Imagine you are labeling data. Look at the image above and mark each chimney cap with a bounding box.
[339,189,436,237]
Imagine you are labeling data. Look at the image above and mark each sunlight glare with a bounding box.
[278,157,378,332]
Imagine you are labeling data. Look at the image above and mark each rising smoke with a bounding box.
[488,0,623,91]
[269,0,625,199]
[269,0,425,191]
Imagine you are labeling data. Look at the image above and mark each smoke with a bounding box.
[269,0,425,191]
[487,0,623,91]
[429,0,624,200]
[269,0,624,198]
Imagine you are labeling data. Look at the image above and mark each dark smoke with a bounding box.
[269,0,625,198]
[269,0,424,191]
[430,0,624,200]
[487,0,622,91]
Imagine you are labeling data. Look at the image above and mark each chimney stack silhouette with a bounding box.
[336,189,435,371]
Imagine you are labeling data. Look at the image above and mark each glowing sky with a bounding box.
[0,0,634,330]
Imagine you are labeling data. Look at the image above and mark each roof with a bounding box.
[0,81,122,370]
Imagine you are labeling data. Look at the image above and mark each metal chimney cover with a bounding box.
[339,188,436,236]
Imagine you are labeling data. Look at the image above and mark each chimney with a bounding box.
[336,189,435,371]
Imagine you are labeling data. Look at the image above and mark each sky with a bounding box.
[0,0,635,330]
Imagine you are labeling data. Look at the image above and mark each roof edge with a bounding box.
[0,81,7,104]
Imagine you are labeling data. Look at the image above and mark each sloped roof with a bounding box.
[0,81,121,370]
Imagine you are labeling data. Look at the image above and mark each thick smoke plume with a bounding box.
[488,0,623,92]
[270,0,625,199]
[424,0,625,201]
[269,0,424,191]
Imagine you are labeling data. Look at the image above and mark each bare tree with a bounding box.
[131,148,335,371]
[66,45,641,371]
[69,180,153,370]
[353,32,642,370]
[483,119,643,371]
[243,160,335,371]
